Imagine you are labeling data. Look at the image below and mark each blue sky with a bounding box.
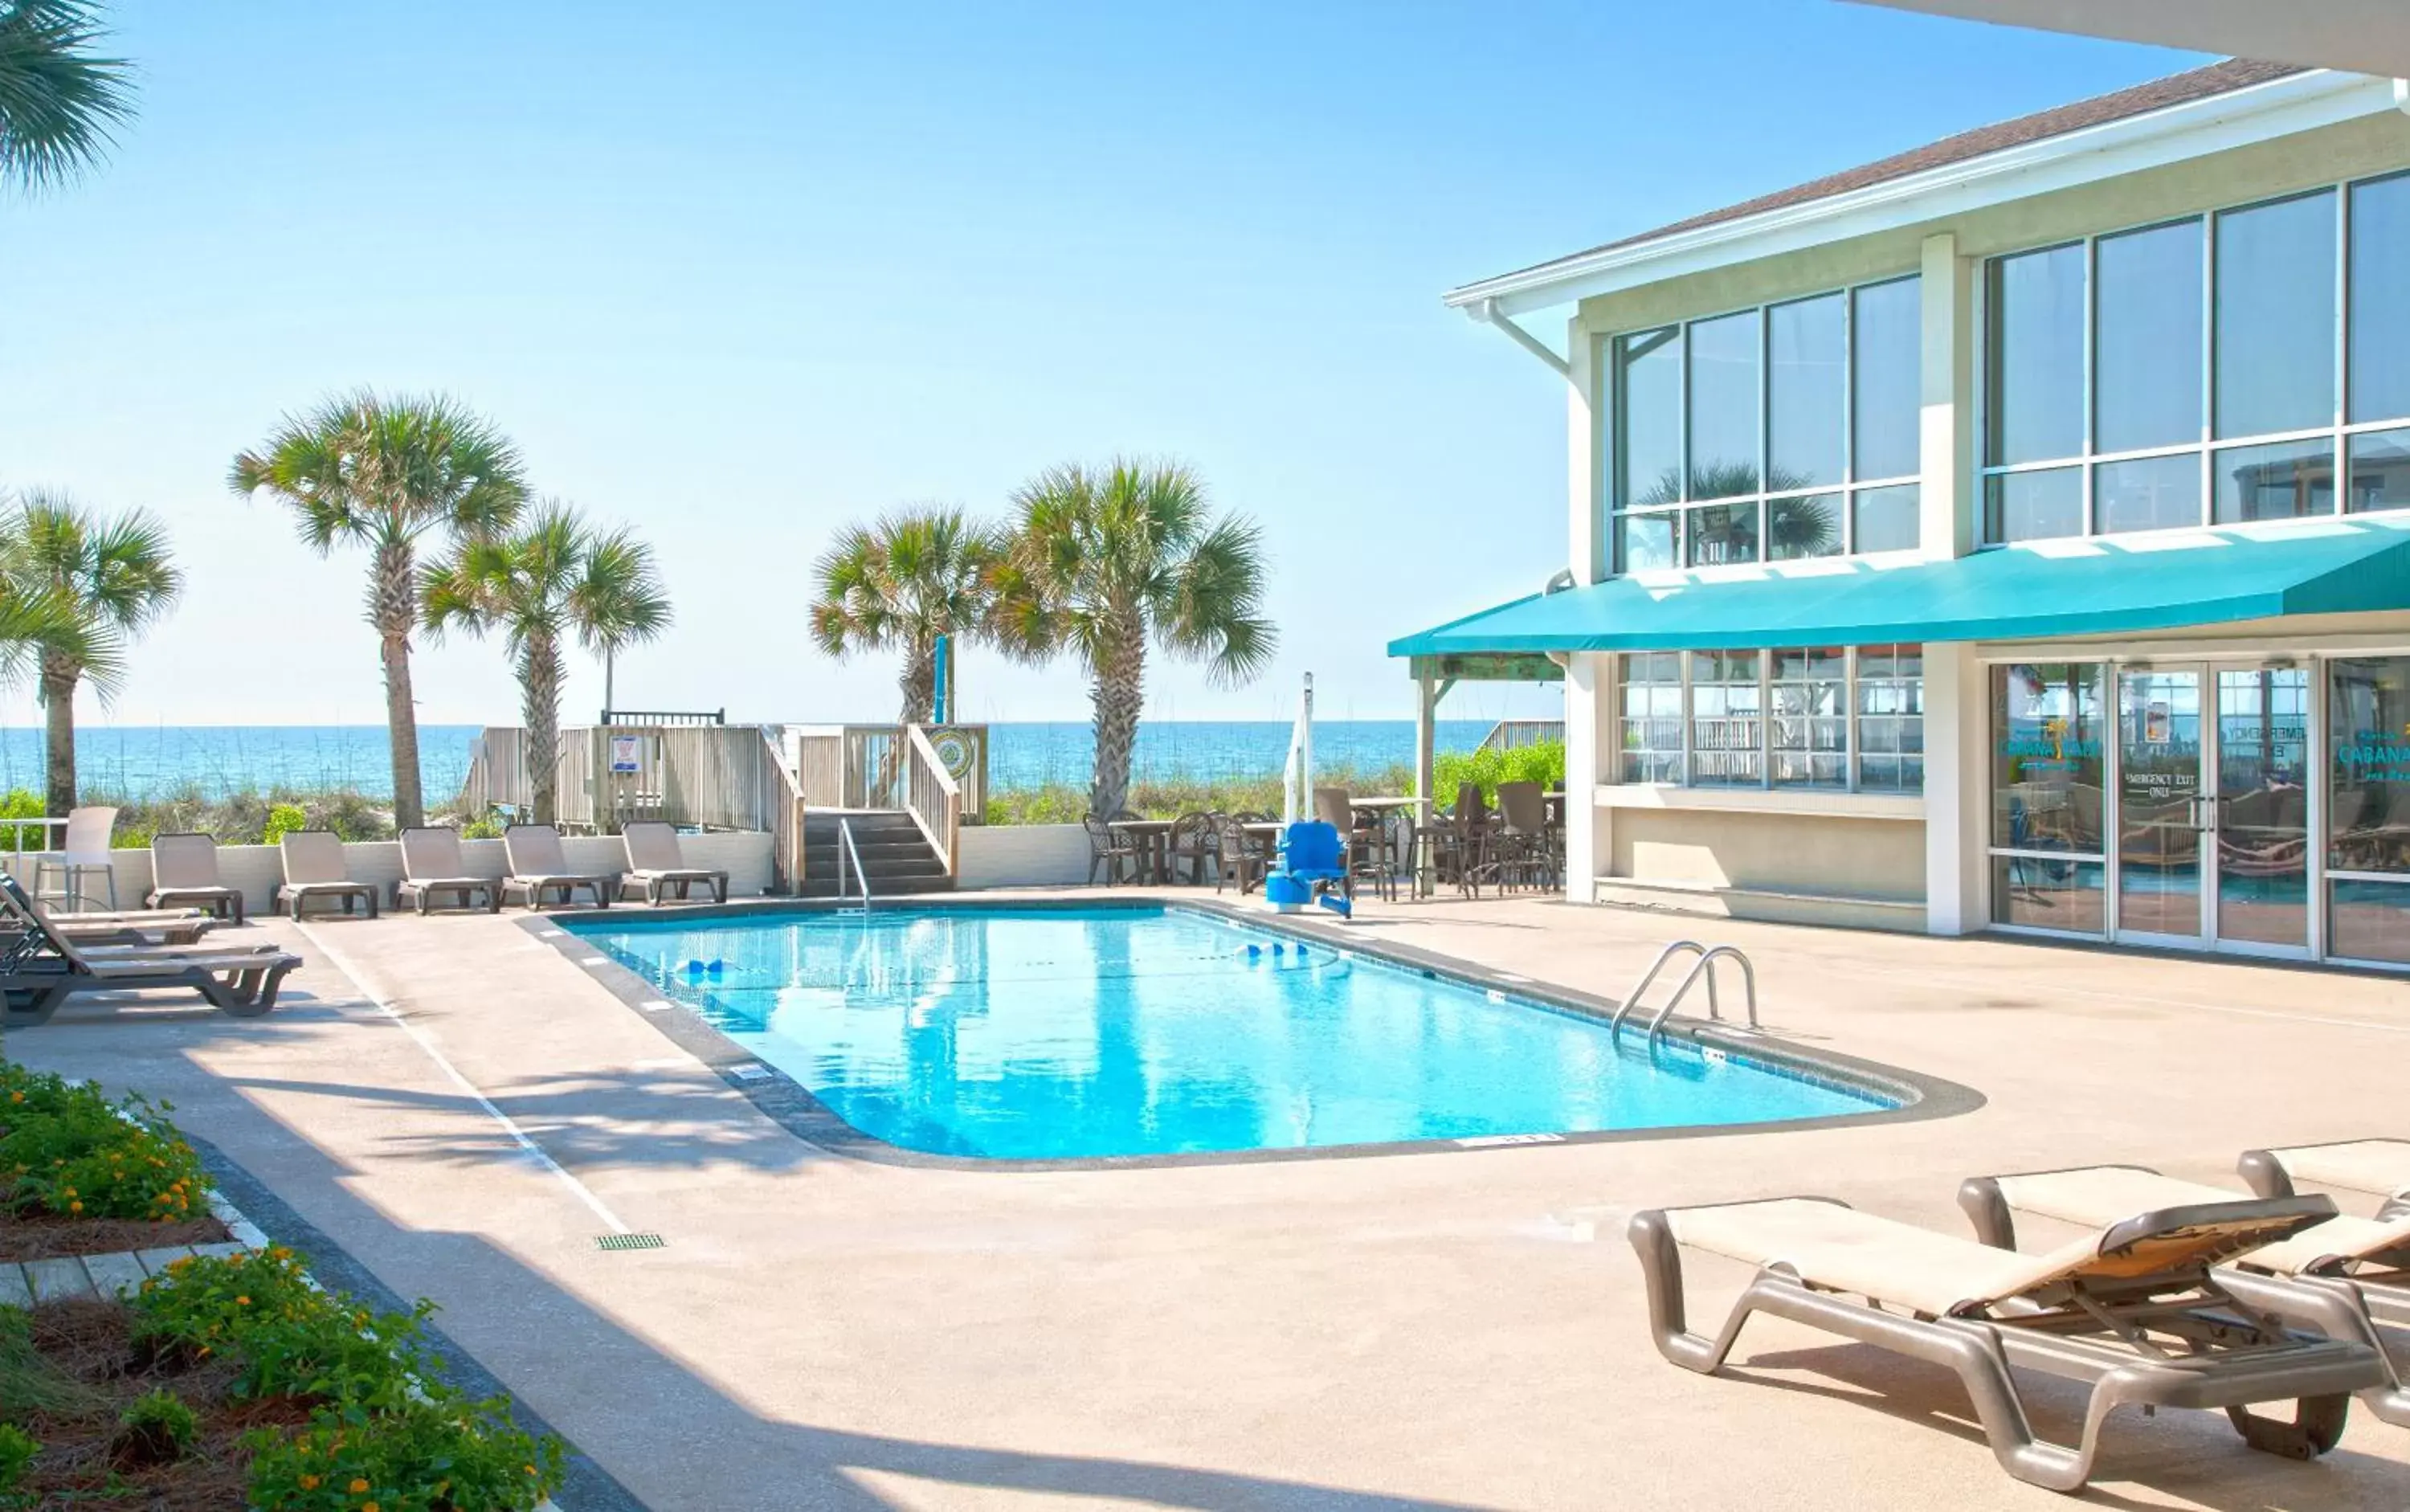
[0,1,2203,729]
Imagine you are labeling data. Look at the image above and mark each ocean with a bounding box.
[0,720,1513,803]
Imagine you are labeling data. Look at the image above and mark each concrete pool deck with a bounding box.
[8,891,2409,1510]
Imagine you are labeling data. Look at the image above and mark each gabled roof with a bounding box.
[1444,58,2396,316]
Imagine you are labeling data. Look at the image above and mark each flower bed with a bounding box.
[2,1063,565,1510]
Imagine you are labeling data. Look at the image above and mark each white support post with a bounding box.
[1920,231,1976,563]
[1567,321,1606,585]
[1563,653,1604,903]
[1919,229,1986,934]
[1414,670,1438,816]
[1922,643,1989,934]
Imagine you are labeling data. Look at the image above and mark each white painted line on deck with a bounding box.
[639,999,675,1012]
[1456,1132,1565,1148]
[299,923,633,1235]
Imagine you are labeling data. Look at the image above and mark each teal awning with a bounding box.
[1389,519,2410,656]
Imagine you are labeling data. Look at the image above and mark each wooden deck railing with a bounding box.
[1478,718,1566,753]
[902,724,962,878]
[787,725,986,819]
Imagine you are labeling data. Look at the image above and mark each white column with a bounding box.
[1922,644,1990,934]
[1567,320,1606,585]
[1563,653,1604,903]
[1414,669,1437,815]
[1919,231,1985,933]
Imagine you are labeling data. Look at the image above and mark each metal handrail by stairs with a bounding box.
[1607,940,1759,1048]
[835,817,870,913]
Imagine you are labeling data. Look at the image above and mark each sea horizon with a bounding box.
[0,719,1532,803]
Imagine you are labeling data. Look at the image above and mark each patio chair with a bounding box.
[394,827,501,915]
[145,832,247,923]
[0,878,217,946]
[33,804,118,912]
[503,823,617,910]
[1082,814,1138,886]
[1959,1163,2410,1428]
[2241,1139,2410,1208]
[1442,783,1490,897]
[1168,811,1219,886]
[617,820,729,905]
[1493,782,1555,893]
[274,830,380,921]
[1215,813,1269,895]
[1628,1191,2388,1491]
[0,874,299,1027]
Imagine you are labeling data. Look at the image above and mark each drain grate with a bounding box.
[596,1232,667,1252]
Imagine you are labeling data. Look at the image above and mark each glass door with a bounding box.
[2114,666,2207,946]
[2211,667,2312,955]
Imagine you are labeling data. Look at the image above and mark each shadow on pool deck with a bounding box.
[206,1124,1499,1512]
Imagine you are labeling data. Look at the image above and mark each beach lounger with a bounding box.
[145,832,247,923]
[394,828,501,915]
[2240,1140,2410,1211]
[1962,1163,2410,1429]
[272,830,380,921]
[1628,1192,2389,1491]
[0,874,218,946]
[501,824,615,911]
[616,820,727,905]
[0,875,299,1027]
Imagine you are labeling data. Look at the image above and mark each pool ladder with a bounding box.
[1606,940,1759,1050]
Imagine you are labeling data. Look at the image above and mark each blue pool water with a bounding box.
[571,906,1893,1159]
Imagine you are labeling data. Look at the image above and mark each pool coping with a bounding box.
[524,895,1986,1171]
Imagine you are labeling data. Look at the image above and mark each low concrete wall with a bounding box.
[1599,807,1927,933]
[22,830,774,916]
[955,823,1093,889]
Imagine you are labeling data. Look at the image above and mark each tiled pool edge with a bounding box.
[528,897,1986,1171]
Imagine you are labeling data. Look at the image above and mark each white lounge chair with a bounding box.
[394,828,500,915]
[2241,1139,2410,1208]
[502,824,615,910]
[146,832,247,923]
[1629,1191,2388,1490]
[274,831,380,921]
[0,874,298,1026]
[33,804,118,912]
[617,820,728,905]
[1963,1162,2410,1429]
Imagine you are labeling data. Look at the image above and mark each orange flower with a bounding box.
[298,1473,320,1490]
[68,1200,82,1214]
[349,1478,370,1494]
[235,1295,250,1306]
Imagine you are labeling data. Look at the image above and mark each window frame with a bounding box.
[1975,170,2410,546]
[1612,645,1924,796]
[1607,272,1924,573]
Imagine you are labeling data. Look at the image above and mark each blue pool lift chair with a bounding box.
[1266,820,1351,919]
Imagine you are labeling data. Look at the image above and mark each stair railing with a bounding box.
[901,724,962,881]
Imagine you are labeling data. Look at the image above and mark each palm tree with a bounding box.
[991,460,1273,820]
[421,504,671,825]
[808,508,999,725]
[231,391,528,828]
[2,491,180,814]
[0,0,134,191]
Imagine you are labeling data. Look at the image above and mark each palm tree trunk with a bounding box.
[898,640,937,725]
[373,541,426,830]
[521,633,562,827]
[1089,623,1146,820]
[39,654,80,816]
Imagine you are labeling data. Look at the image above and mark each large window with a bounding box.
[1611,275,1921,571]
[1989,663,2108,932]
[1614,648,1922,795]
[2327,656,2410,963]
[1980,174,2410,545]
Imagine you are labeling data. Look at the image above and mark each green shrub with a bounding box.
[0,790,45,853]
[0,1421,36,1498]
[0,1064,210,1222]
[129,1248,564,1510]
[247,1397,563,1512]
[457,812,504,841]
[115,1387,198,1465]
[983,763,1418,825]
[79,783,397,847]
[1429,739,1565,810]
[133,1248,432,1412]
[263,803,310,847]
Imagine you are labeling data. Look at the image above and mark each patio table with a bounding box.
[1107,819,1178,885]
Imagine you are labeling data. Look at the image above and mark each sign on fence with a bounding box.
[610,734,643,774]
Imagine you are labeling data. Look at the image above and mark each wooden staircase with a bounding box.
[798,811,952,897]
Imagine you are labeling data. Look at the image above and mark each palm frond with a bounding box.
[0,0,134,193]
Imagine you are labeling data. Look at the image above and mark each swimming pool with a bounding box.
[566,904,1909,1162]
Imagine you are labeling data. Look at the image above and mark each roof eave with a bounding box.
[1444,68,2392,318]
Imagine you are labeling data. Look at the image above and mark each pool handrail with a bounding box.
[1610,940,1761,1046]
[836,816,870,912]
